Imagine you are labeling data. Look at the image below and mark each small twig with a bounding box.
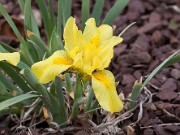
[135,101,143,123]
[140,123,180,129]
[85,107,101,113]
[163,109,180,121]
[29,118,45,128]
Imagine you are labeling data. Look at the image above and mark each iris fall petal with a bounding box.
[31,50,73,84]
[0,52,20,66]
[92,70,123,112]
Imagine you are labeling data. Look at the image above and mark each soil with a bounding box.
[0,0,179,135]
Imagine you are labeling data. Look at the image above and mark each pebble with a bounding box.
[160,78,177,91]
[170,69,180,79]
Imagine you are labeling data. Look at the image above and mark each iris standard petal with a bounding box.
[31,50,73,84]
[0,52,20,66]
[97,36,123,69]
[83,18,99,44]
[64,17,83,59]
[98,24,113,42]
[91,70,123,112]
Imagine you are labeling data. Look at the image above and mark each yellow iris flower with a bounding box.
[32,17,123,112]
[0,52,20,66]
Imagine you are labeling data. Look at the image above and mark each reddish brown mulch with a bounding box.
[0,0,179,135]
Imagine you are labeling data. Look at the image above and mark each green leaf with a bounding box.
[49,28,64,53]
[27,33,51,56]
[36,0,51,41]
[18,0,40,36]
[20,43,34,65]
[0,71,21,93]
[24,0,32,31]
[71,97,86,118]
[65,73,73,92]
[54,77,67,124]
[20,68,51,109]
[0,62,32,93]
[103,0,129,25]
[26,41,40,62]
[0,42,17,53]
[140,50,179,92]
[71,75,84,117]
[84,88,95,111]
[91,0,105,24]
[74,75,83,99]
[129,80,142,109]
[0,93,38,111]
[48,0,56,31]
[163,53,180,69]
[57,0,62,37]
[128,50,180,110]
[81,0,90,30]
[61,0,72,27]
[0,80,8,95]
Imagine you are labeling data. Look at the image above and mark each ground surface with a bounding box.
[0,0,179,135]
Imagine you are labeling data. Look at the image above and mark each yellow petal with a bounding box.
[91,70,123,112]
[63,17,83,58]
[31,50,73,84]
[97,36,123,69]
[72,52,83,71]
[98,24,113,42]
[83,18,99,44]
[0,52,20,66]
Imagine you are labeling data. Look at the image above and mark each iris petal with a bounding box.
[31,50,73,84]
[64,17,83,59]
[91,70,123,112]
[0,52,20,66]
[98,24,113,42]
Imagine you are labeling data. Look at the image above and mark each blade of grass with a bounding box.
[71,75,84,117]
[36,0,51,41]
[18,0,40,36]
[20,43,34,65]
[57,0,62,37]
[0,62,33,93]
[27,32,51,56]
[61,0,72,27]
[65,73,73,92]
[49,28,64,53]
[140,50,179,92]
[129,80,142,109]
[0,80,8,95]
[128,50,180,109]
[0,42,17,52]
[0,71,21,93]
[20,68,51,110]
[162,53,180,68]
[81,0,90,30]
[71,97,86,118]
[26,41,41,62]
[24,0,32,31]
[103,0,129,25]
[0,93,38,111]
[74,75,83,99]
[54,77,67,124]
[48,0,56,31]
[91,0,105,24]
[84,88,95,112]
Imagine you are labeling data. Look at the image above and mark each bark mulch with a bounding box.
[0,0,179,135]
